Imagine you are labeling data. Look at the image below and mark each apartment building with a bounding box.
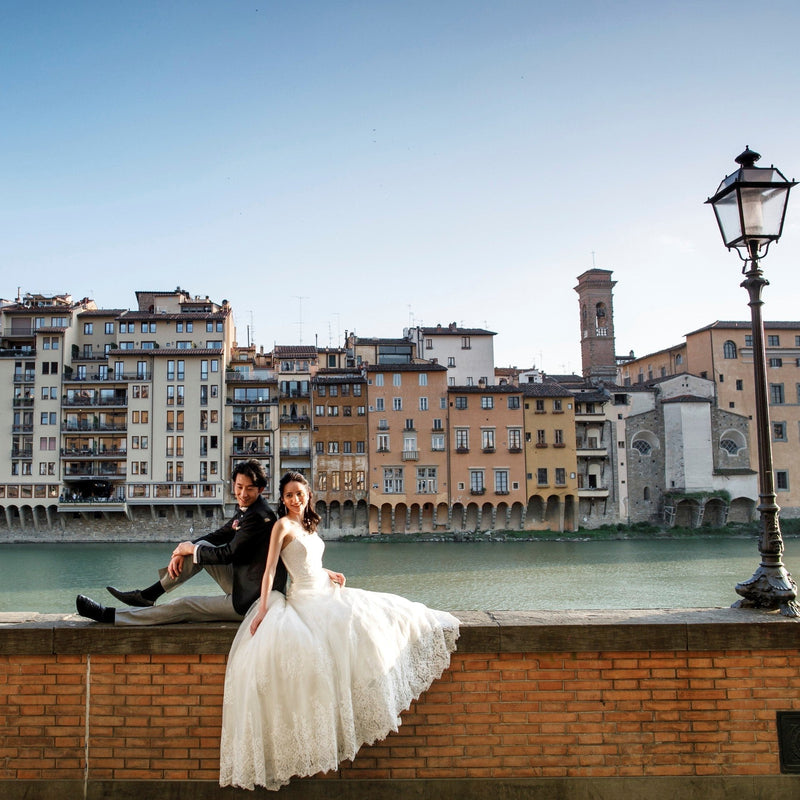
[365,362,449,533]
[226,343,277,497]
[406,323,496,386]
[1,288,233,531]
[521,381,579,532]
[448,384,527,530]
[311,367,369,534]
[274,345,317,478]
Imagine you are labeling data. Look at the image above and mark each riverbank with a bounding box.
[3,518,800,545]
[337,519,800,543]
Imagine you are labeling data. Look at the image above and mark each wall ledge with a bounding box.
[2,606,799,656]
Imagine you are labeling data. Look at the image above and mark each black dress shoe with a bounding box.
[76,594,116,623]
[106,585,154,607]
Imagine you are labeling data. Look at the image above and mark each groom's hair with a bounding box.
[232,459,268,490]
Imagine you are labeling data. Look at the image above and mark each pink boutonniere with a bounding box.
[232,519,240,530]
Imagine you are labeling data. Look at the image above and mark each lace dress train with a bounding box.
[219,532,460,790]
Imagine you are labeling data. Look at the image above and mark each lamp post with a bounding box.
[706,146,798,617]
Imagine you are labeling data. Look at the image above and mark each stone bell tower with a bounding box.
[574,268,617,384]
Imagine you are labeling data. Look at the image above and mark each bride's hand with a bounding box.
[250,607,267,635]
[326,570,346,588]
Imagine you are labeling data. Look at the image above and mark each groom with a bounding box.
[75,460,287,625]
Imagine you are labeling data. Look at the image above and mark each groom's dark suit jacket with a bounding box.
[193,495,288,615]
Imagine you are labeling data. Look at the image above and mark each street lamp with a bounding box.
[706,146,798,617]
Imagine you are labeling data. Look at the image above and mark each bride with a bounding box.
[219,471,460,791]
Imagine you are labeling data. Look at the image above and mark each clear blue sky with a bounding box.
[3,0,800,373]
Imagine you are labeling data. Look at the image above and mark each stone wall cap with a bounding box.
[1,607,798,656]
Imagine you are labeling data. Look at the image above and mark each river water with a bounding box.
[3,536,798,614]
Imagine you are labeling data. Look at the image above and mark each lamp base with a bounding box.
[733,563,799,618]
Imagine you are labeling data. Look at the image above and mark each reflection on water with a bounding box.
[1,537,797,613]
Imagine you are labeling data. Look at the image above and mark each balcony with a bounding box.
[63,463,127,478]
[62,422,127,432]
[13,373,36,383]
[455,447,469,454]
[470,487,486,495]
[1,347,35,358]
[227,397,274,405]
[576,445,608,458]
[61,447,127,458]
[231,446,271,457]
[278,415,310,425]
[578,486,610,498]
[401,450,419,461]
[12,424,33,433]
[63,371,148,382]
[482,447,495,454]
[63,394,128,408]
[11,448,33,459]
[508,446,522,453]
[232,420,272,431]
[575,408,605,419]
[13,397,34,407]
[225,369,276,382]
[279,447,311,458]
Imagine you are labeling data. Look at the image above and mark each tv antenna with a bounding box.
[294,296,309,343]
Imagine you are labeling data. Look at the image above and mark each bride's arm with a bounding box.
[250,519,289,635]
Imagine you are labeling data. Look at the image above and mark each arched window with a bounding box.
[720,429,746,456]
[723,340,738,359]
[631,430,659,456]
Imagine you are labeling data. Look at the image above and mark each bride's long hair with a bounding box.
[277,471,321,533]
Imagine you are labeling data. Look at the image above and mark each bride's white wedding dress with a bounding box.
[219,532,460,791]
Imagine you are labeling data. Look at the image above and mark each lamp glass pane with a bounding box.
[712,191,743,247]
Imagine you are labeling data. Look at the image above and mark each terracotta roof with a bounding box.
[274,345,318,357]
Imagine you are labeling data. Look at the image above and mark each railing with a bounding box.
[225,369,276,382]
[63,372,149,382]
[279,448,311,458]
[62,423,127,432]
[278,415,310,425]
[60,447,127,457]
[226,398,274,405]
[0,348,36,358]
[231,447,271,456]
[62,396,128,407]
[12,397,34,407]
[401,450,419,461]
[63,465,127,477]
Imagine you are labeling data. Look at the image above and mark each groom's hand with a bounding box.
[167,541,196,578]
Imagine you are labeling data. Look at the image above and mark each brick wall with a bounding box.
[2,609,800,799]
